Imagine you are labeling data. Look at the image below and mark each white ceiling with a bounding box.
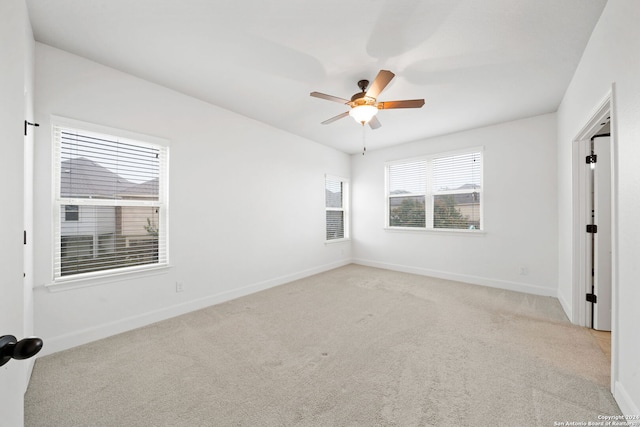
[26,0,607,154]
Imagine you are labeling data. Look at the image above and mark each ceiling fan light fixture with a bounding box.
[349,104,378,124]
[311,69,424,129]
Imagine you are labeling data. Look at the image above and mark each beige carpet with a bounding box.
[25,264,621,426]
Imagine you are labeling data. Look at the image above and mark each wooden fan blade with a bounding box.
[321,111,349,125]
[310,92,349,104]
[365,70,395,99]
[377,99,425,109]
[368,116,382,130]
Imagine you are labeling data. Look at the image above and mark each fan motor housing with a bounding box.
[350,79,376,107]
[350,92,376,107]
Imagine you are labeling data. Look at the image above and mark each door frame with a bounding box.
[571,87,618,392]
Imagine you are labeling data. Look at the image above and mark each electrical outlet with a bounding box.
[176,282,184,293]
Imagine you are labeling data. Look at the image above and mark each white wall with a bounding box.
[352,113,558,297]
[33,43,351,355]
[556,0,640,415]
[0,0,34,424]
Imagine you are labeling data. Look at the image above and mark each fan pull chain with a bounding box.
[362,123,367,155]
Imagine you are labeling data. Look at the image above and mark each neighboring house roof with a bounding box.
[390,190,412,195]
[390,183,480,196]
[61,157,158,198]
[120,178,159,199]
[389,184,480,206]
[455,183,481,191]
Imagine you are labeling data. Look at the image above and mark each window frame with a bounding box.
[50,116,170,286]
[385,148,483,233]
[325,174,350,243]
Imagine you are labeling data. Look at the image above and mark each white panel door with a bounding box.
[593,136,612,331]
[0,0,28,425]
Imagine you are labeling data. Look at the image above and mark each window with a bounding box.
[325,175,349,241]
[386,150,482,231]
[64,204,79,221]
[52,119,169,280]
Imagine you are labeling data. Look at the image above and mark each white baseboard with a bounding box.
[557,291,572,322]
[24,358,36,393]
[39,259,351,357]
[615,381,640,421]
[353,258,557,297]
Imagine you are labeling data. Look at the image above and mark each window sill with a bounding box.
[325,238,351,245]
[384,227,486,236]
[45,264,172,292]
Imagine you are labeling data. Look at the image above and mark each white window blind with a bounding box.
[388,160,427,228]
[53,122,168,280]
[386,150,482,230]
[432,152,482,230]
[325,175,349,241]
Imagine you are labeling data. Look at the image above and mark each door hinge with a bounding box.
[586,293,598,303]
[24,120,39,136]
[586,154,597,164]
[586,224,598,233]
[23,230,27,245]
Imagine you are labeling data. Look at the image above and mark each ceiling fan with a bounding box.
[310,70,425,129]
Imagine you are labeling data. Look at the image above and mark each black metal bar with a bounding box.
[24,120,40,136]
[591,286,596,329]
